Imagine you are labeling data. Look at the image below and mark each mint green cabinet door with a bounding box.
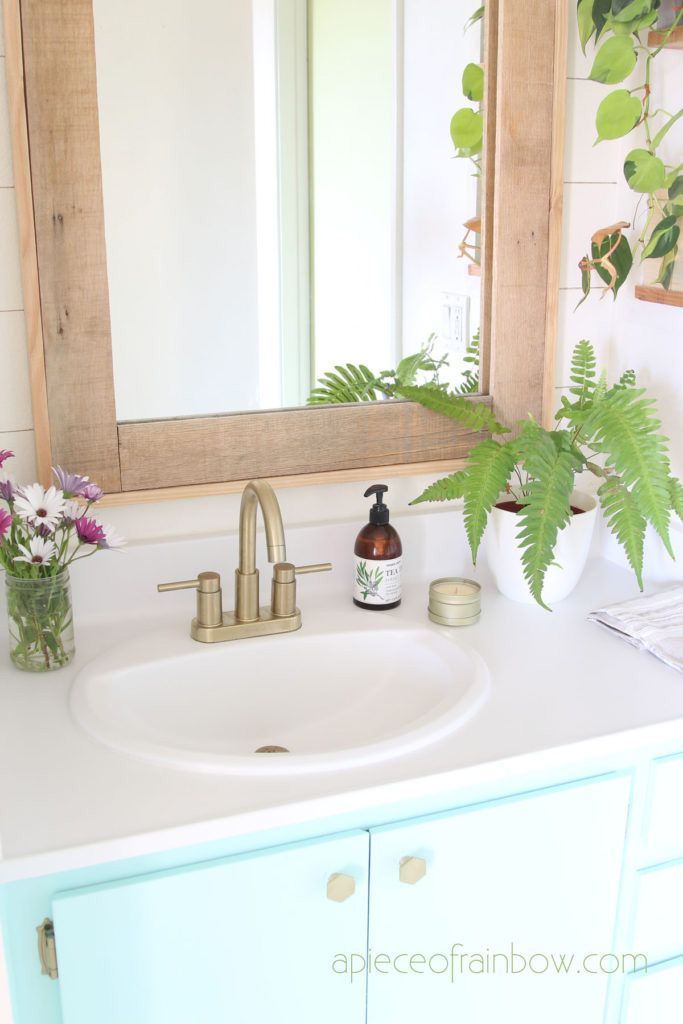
[620,958,683,1023]
[368,775,630,1024]
[52,830,369,1024]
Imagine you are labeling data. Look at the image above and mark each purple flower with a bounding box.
[0,509,11,539]
[74,515,106,546]
[0,476,15,502]
[53,465,90,497]
[0,450,14,469]
[81,482,104,502]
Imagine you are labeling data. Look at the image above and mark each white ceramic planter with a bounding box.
[486,490,598,605]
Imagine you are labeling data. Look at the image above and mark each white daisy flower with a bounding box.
[99,523,126,550]
[14,484,65,531]
[14,536,57,566]
[62,499,82,524]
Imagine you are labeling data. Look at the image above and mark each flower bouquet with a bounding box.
[0,451,124,672]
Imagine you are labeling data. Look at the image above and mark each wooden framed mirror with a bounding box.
[4,0,567,504]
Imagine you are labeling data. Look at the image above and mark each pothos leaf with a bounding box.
[450,108,483,151]
[593,0,613,37]
[577,0,596,51]
[623,148,666,193]
[595,89,642,143]
[669,175,683,202]
[642,216,680,259]
[656,244,678,289]
[605,8,658,35]
[589,36,637,85]
[591,227,633,296]
[611,0,655,21]
[462,63,484,102]
[464,6,485,32]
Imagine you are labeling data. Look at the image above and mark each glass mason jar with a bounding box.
[5,569,75,672]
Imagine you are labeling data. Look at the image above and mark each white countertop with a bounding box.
[1,510,682,883]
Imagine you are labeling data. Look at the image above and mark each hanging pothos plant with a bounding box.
[451,6,485,268]
[576,0,683,304]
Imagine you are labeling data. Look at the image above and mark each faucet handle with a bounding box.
[158,572,223,629]
[272,563,332,583]
[271,562,332,617]
[294,563,333,576]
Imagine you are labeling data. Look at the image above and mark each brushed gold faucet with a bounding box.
[158,480,331,643]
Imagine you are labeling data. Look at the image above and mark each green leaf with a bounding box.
[656,244,678,288]
[595,90,641,143]
[611,0,654,21]
[593,0,613,36]
[569,339,598,406]
[576,259,592,308]
[307,363,379,404]
[617,368,637,388]
[623,148,666,192]
[410,471,468,506]
[462,441,516,564]
[589,36,637,84]
[514,425,577,609]
[462,63,484,102]
[670,476,683,523]
[450,108,484,151]
[583,387,673,554]
[577,0,596,51]
[395,384,508,435]
[651,110,683,151]
[642,215,680,259]
[598,476,646,589]
[669,174,683,202]
[592,229,633,296]
[605,8,658,34]
[394,348,439,387]
[465,6,485,32]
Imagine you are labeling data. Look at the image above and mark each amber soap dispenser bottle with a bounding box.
[353,485,403,610]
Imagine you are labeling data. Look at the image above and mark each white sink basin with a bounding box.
[70,626,489,775]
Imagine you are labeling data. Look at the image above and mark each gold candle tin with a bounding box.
[428,577,481,626]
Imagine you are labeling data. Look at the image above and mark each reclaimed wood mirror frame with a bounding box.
[3,0,568,505]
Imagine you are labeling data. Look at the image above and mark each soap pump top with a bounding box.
[365,484,390,525]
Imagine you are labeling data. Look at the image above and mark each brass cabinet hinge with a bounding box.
[36,918,58,979]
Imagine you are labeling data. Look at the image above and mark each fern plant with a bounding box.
[307,339,449,405]
[308,332,480,406]
[410,339,682,609]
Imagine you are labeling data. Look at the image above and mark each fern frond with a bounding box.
[455,330,480,395]
[594,369,608,402]
[513,428,576,609]
[670,476,683,523]
[308,364,379,405]
[584,387,673,556]
[395,385,508,435]
[569,339,597,406]
[410,471,468,506]
[462,441,516,564]
[617,368,637,389]
[598,476,646,590]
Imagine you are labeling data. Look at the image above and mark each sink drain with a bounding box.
[254,745,290,754]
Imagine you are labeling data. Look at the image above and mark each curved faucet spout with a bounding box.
[238,480,287,576]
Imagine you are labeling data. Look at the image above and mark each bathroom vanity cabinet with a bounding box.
[2,765,662,1024]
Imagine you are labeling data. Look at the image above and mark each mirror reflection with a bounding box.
[92,0,483,420]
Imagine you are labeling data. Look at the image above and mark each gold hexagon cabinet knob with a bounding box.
[399,856,427,885]
[327,873,356,902]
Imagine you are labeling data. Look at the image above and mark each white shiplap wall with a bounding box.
[0,2,679,541]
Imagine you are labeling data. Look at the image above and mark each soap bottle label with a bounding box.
[354,556,402,606]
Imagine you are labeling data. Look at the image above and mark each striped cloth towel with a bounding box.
[588,584,683,674]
